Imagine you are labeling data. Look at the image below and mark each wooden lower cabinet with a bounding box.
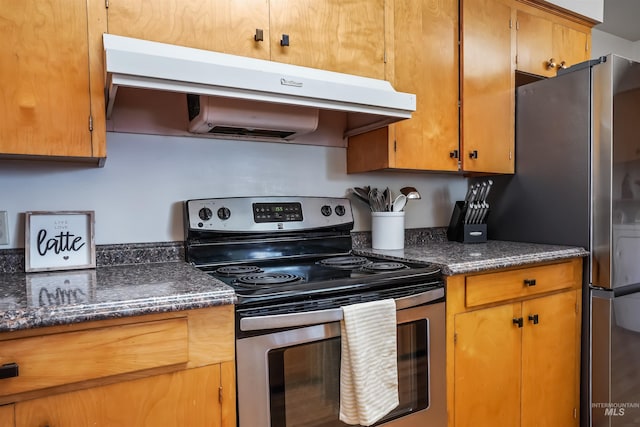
[447,258,582,427]
[0,306,235,427]
[0,405,14,427]
[15,364,229,427]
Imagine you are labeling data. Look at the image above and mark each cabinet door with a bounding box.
[15,365,221,427]
[0,405,14,427]
[0,0,103,159]
[517,10,590,77]
[346,0,458,173]
[106,0,270,59]
[269,0,385,79]
[453,303,522,427]
[461,0,515,173]
[552,23,589,71]
[391,0,459,171]
[521,291,580,427]
[516,10,555,77]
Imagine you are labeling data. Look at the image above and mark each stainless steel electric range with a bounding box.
[184,196,447,427]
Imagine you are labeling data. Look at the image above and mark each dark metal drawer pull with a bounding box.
[0,362,19,380]
[528,314,539,324]
[524,279,537,287]
[512,317,523,328]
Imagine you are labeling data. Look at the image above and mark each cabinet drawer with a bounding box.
[465,261,581,307]
[0,318,188,397]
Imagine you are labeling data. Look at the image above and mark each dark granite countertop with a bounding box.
[0,262,235,333]
[0,235,588,333]
[354,240,588,276]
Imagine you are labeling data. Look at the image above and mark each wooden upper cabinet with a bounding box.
[106,0,270,60]
[461,0,515,174]
[552,22,590,71]
[516,8,590,77]
[0,0,106,162]
[106,0,384,77]
[269,0,385,79]
[347,0,458,173]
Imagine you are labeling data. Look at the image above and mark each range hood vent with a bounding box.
[103,34,416,141]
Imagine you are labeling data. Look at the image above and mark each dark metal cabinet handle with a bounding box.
[524,279,537,287]
[0,362,19,379]
[254,29,264,42]
[528,314,539,324]
[512,317,523,328]
[449,149,459,159]
[280,34,289,46]
[469,150,478,159]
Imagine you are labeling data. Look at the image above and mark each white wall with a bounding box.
[591,29,640,60]
[0,132,467,249]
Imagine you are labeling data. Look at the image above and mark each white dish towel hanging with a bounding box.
[339,298,399,426]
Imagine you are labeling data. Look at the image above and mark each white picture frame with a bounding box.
[25,211,96,273]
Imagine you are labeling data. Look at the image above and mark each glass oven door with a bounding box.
[236,302,446,427]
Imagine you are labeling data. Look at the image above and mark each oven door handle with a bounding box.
[239,287,444,331]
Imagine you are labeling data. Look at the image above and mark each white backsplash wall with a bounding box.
[0,132,468,249]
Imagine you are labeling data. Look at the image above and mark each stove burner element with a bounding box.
[362,261,408,272]
[236,273,303,286]
[318,256,370,269]
[216,266,263,276]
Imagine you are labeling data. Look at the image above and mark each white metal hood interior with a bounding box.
[103,34,416,143]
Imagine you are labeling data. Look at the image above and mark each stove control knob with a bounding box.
[217,207,231,220]
[198,207,213,221]
[335,205,346,216]
[321,205,332,217]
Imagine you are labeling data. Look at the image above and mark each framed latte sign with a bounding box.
[25,211,96,273]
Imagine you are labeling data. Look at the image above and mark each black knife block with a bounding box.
[446,201,488,243]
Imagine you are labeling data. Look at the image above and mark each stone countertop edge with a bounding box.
[0,261,235,333]
[354,240,589,276]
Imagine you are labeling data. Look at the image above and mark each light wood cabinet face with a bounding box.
[346,0,459,173]
[0,405,14,427]
[516,10,554,77]
[516,9,590,78]
[521,291,579,427]
[447,260,582,427]
[552,23,589,71]
[0,0,104,159]
[461,0,515,174]
[14,365,221,427]
[454,303,522,427]
[391,0,459,171]
[106,0,270,59]
[269,0,385,79]
[0,318,188,398]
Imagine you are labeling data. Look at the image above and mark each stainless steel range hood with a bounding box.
[103,34,416,140]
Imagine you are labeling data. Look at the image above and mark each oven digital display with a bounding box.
[253,202,303,223]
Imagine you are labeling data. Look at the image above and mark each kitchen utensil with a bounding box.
[349,188,371,207]
[368,188,386,212]
[353,186,370,201]
[392,194,407,212]
[400,187,422,200]
[383,187,391,211]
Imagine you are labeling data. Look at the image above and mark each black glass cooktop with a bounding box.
[202,255,442,306]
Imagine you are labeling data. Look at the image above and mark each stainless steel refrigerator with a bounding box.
[484,54,640,427]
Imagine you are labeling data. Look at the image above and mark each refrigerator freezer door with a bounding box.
[591,289,640,426]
